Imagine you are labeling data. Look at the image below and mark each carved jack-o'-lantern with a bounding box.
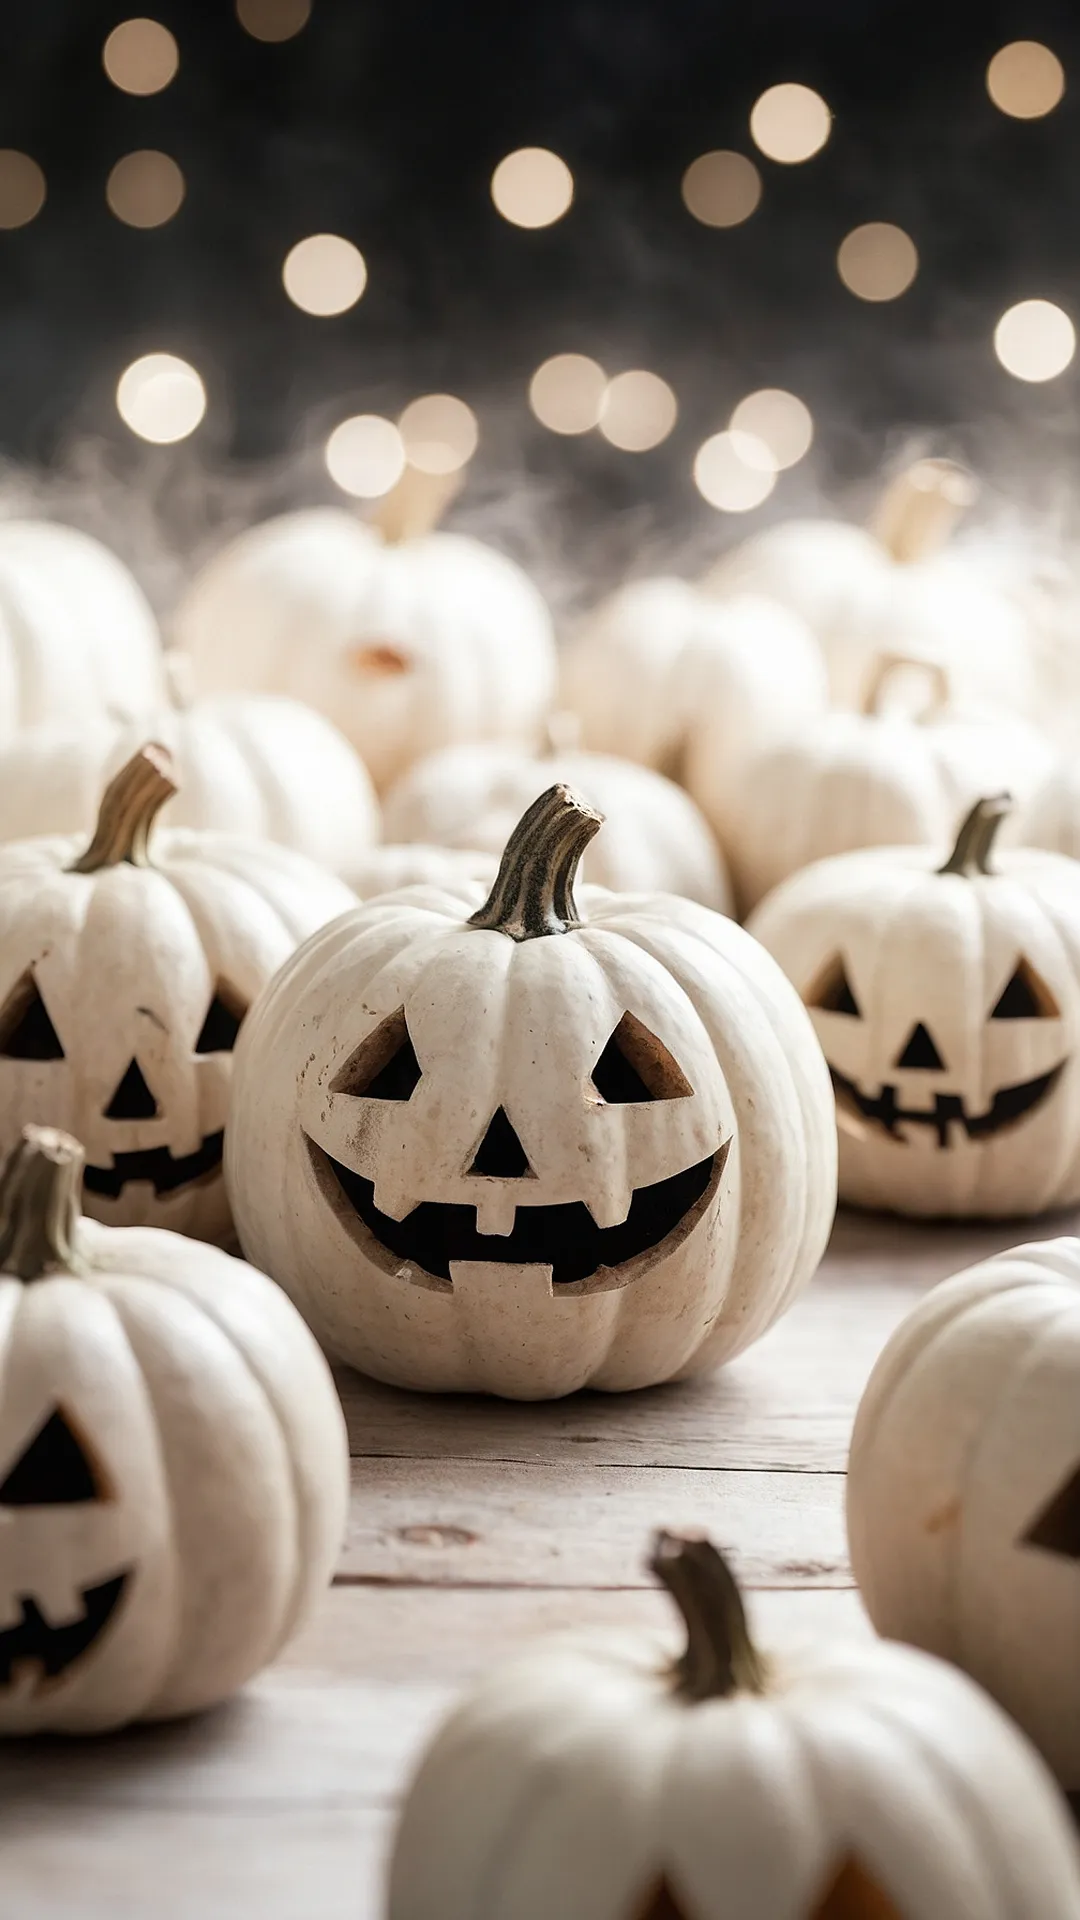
[0,1126,347,1733]
[0,745,354,1244]
[749,795,1080,1218]
[225,785,835,1399]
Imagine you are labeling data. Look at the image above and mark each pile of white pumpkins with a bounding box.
[0,459,1079,1916]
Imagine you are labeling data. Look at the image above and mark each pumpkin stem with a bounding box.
[468,783,603,941]
[859,652,950,722]
[939,792,1012,878]
[0,1126,84,1281]
[373,466,463,545]
[69,743,177,873]
[651,1530,768,1702]
[871,458,977,565]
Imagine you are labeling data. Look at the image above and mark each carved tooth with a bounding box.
[472,1188,518,1236]
[28,1571,85,1627]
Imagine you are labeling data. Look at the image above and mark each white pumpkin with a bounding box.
[381,735,731,909]
[561,577,826,787]
[0,519,166,738]
[174,481,557,792]
[1012,754,1080,861]
[722,653,1052,910]
[0,681,380,876]
[345,843,498,900]
[704,459,1038,717]
[389,1529,1080,1920]
[0,1124,347,1734]
[0,743,355,1245]
[749,794,1080,1217]
[848,1236,1080,1790]
[225,783,835,1399]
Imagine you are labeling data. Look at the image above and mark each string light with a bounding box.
[102,19,179,95]
[749,84,830,164]
[529,353,606,434]
[283,234,367,316]
[325,415,405,496]
[729,390,812,470]
[987,42,1064,119]
[599,371,677,451]
[106,151,185,228]
[837,223,918,302]
[398,394,478,473]
[681,150,762,227]
[116,354,206,443]
[491,149,574,228]
[994,300,1076,382]
[694,431,777,511]
[0,152,45,229]
[236,0,311,41]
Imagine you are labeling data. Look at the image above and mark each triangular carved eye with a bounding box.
[590,1012,693,1104]
[1022,1461,1080,1559]
[810,1853,904,1918]
[195,984,247,1054]
[332,1007,422,1100]
[807,955,861,1017]
[0,1408,108,1505]
[990,958,1059,1020]
[0,972,64,1060]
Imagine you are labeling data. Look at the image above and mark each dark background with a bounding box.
[1,0,1078,606]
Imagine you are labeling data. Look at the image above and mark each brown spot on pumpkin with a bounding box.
[398,1525,477,1549]
[924,1496,962,1535]
[350,643,411,676]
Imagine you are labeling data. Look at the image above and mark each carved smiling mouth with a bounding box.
[307,1137,726,1286]
[0,1571,129,1695]
[83,1132,224,1199]
[830,1064,1065,1147]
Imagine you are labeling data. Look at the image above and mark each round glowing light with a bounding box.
[837,222,919,302]
[529,353,607,435]
[694,431,777,512]
[491,148,574,229]
[681,150,762,228]
[102,18,179,95]
[729,389,813,471]
[994,300,1076,383]
[749,83,831,164]
[398,394,478,474]
[987,41,1064,119]
[106,150,185,228]
[0,152,45,229]
[236,0,311,41]
[599,370,678,452]
[325,415,405,497]
[116,353,206,444]
[283,234,367,316]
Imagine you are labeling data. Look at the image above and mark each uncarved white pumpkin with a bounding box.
[389,1529,1080,1920]
[226,783,835,1399]
[749,794,1080,1217]
[345,842,498,900]
[0,520,166,738]
[0,1125,347,1734]
[174,504,557,792]
[0,744,356,1244]
[848,1236,1080,1790]
[1012,754,1080,861]
[381,738,731,909]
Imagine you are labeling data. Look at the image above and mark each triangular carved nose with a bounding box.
[894,1022,945,1071]
[469,1107,532,1177]
[104,1058,159,1120]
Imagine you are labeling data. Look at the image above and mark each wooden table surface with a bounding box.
[3,1205,1075,1918]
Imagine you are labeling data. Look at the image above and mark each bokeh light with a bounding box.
[529,353,607,434]
[749,83,831,164]
[116,354,206,444]
[491,148,574,228]
[994,300,1076,382]
[102,19,179,95]
[681,151,762,227]
[837,222,919,302]
[987,42,1065,119]
[236,0,312,41]
[694,431,777,511]
[283,234,367,315]
[0,152,45,229]
[325,415,406,496]
[106,151,185,228]
[599,371,678,451]
[729,389,813,470]
[398,394,479,473]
